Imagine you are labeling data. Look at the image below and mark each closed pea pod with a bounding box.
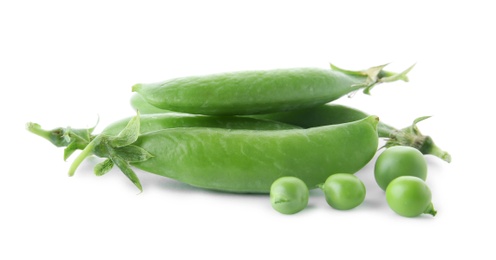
[27,113,300,161]
[66,114,379,193]
[132,64,413,115]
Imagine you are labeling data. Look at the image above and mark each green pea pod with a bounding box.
[27,113,300,161]
[253,104,451,163]
[67,113,379,193]
[132,63,414,115]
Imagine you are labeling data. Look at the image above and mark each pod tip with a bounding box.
[131,83,142,92]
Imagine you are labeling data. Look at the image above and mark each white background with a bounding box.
[1,0,495,259]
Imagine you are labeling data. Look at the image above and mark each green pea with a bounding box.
[321,173,366,210]
[270,177,309,214]
[374,146,428,191]
[386,176,437,217]
[132,64,413,115]
[253,104,451,163]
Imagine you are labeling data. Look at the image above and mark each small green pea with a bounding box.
[270,176,309,214]
[386,176,437,217]
[321,173,366,210]
[375,146,428,191]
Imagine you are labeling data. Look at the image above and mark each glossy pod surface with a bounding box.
[131,116,379,193]
[133,68,368,115]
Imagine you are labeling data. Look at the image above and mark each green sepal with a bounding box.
[384,116,452,163]
[108,112,141,148]
[379,63,416,84]
[383,116,431,149]
[330,63,371,76]
[52,112,150,191]
[331,63,389,93]
[111,155,143,192]
[330,63,415,95]
[64,142,80,161]
[94,159,114,176]
[412,116,431,129]
[114,145,154,162]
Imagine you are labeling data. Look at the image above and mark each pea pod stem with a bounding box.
[26,122,93,147]
[26,121,97,160]
[385,117,451,163]
[418,137,451,163]
[26,122,54,143]
[424,203,437,216]
[68,136,101,177]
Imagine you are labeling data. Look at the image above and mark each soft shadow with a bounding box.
[360,198,387,210]
[135,168,270,198]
